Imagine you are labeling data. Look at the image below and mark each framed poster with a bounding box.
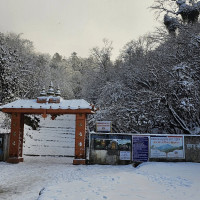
[120,151,131,160]
[150,136,184,159]
[132,136,149,162]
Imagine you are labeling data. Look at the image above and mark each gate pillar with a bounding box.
[73,113,87,165]
[7,113,24,163]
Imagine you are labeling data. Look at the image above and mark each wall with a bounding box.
[89,133,200,165]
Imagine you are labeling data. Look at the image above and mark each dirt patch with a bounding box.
[0,187,12,199]
[0,187,10,194]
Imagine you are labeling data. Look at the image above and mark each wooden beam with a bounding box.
[2,108,45,114]
[47,109,95,114]
[2,108,95,114]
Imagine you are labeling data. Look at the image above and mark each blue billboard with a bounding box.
[132,136,149,162]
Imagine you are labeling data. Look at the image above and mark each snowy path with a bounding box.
[38,162,200,200]
[23,115,75,157]
[0,157,74,200]
[0,160,200,200]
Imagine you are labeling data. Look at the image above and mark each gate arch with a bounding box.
[2,98,96,165]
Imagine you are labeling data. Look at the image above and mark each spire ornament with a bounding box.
[47,81,54,96]
[40,86,47,96]
[55,86,61,96]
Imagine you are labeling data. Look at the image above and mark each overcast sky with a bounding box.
[0,0,159,59]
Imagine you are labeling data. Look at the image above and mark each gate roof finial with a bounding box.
[40,86,47,96]
[47,81,54,96]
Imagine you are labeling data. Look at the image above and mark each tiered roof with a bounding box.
[1,82,96,114]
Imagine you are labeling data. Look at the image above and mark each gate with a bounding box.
[2,97,96,164]
[23,115,75,157]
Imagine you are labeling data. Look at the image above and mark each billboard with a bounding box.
[132,136,149,162]
[96,121,112,132]
[150,136,184,159]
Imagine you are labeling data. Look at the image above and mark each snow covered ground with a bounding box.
[38,162,200,200]
[0,115,200,200]
[0,159,200,200]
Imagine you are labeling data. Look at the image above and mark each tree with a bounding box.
[0,33,19,103]
[90,39,113,75]
[151,0,200,34]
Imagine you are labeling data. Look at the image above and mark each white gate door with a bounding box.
[23,115,75,157]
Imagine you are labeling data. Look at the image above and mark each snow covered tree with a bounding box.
[49,53,75,99]
[0,33,19,103]
[151,0,200,34]
[82,39,114,103]
[144,22,200,134]
[0,32,52,102]
[164,14,179,35]
[90,39,113,76]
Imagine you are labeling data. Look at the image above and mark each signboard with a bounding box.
[120,151,131,160]
[132,136,149,162]
[150,136,184,159]
[96,121,112,132]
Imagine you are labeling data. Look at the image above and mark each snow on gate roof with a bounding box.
[2,99,92,110]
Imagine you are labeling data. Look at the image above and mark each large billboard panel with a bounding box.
[150,136,184,159]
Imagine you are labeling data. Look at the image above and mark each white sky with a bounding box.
[0,0,159,59]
